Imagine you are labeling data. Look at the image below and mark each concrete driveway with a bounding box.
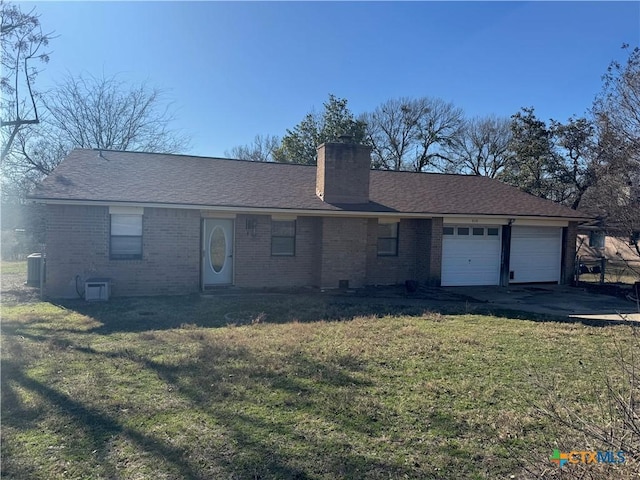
[444,284,640,322]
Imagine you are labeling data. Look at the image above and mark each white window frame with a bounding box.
[377,221,399,256]
[110,208,143,260]
[271,220,296,256]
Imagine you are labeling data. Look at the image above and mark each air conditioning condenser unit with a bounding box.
[85,278,110,301]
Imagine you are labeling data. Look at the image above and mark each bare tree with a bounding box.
[43,73,190,153]
[226,134,280,162]
[594,45,640,160]
[531,326,640,469]
[0,0,53,163]
[445,115,512,177]
[412,97,465,172]
[586,45,640,252]
[3,73,190,200]
[581,144,640,256]
[363,97,426,170]
[364,97,464,172]
[11,123,68,176]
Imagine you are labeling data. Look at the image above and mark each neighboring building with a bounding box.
[577,230,640,265]
[29,142,590,298]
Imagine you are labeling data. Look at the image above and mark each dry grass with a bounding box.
[577,260,640,286]
[1,263,638,479]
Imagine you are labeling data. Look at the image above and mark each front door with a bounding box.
[202,218,234,286]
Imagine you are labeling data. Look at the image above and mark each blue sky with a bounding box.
[25,1,640,158]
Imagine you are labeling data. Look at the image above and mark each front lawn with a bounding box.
[1,261,28,276]
[1,292,637,479]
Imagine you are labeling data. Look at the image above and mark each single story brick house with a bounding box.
[29,141,590,298]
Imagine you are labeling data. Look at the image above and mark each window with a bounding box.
[271,220,296,256]
[446,226,499,237]
[377,222,399,256]
[589,231,605,248]
[111,214,142,259]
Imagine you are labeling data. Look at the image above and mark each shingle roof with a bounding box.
[29,149,590,219]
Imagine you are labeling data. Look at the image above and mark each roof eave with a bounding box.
[28,197,593,222]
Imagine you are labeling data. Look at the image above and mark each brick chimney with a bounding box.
[316,136,372,204]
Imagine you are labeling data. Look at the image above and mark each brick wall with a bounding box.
[561,220,578,285]
[319,217,368,288]
[429,217,443,285]
[415,217,442,286]
[365,219,418,285]
[45,204,447,296]
[316,143,371,204]
[45,205,200,298]
[415,219,430,283]
[233,214,321,288]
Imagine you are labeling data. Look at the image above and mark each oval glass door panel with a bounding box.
[209,226,227,273]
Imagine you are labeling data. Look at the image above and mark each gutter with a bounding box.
[27,197,593,223]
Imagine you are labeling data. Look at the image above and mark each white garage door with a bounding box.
[510,226,562,283]
[441,226,501,286]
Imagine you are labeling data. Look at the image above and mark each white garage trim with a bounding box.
[109,206,144,215]
[441,225,502,286]
[443,217,569,227]
[510,226,562,283]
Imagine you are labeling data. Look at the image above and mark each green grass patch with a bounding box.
[1,293,637,479]
[1,260,27,276]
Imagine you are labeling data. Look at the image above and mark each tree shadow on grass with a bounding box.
[2,327,432,479]
[1,346,333,479]
[134,340,426,478]
[41,288,634,337]
[1,359,207,480]
[46,293,442,335]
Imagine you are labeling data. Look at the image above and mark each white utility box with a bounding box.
[85,278,111,301]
